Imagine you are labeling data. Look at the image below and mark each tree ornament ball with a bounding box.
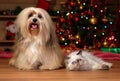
[80,5,83,10]
[103,41,108,47]
[88,9,92,15]
[70,1,75,6]
[89,16,98,25]
[102,16,108,23]
[74,17,79,22]
[60,17,65,22]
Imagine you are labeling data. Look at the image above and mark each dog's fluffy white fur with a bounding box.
[65,50,112,71]
[9,7,64,70]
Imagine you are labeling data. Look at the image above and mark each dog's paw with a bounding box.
[9,58,15,66]
[39,65,49,70]
[39,65,62,70]
[17,65,33,70]
[39,65,56,70]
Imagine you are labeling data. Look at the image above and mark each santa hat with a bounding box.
[36,0,51,10]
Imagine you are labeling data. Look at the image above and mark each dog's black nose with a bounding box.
[33,18,37,23]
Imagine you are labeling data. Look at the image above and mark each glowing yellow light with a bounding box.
[61,38,65,41]
[75,35,79,39]
[76,41,79,44]
[103,41,108,46]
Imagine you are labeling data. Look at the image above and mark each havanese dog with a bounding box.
[65,50,112,71]
[9,7,64,70]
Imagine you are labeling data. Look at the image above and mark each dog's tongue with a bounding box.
[31,24,37,29]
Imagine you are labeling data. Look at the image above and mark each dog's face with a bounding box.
[15,7,55,42]
[27,10,41,36]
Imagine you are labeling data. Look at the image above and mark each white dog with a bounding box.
[9,7,64,70]
[65,50,112,71]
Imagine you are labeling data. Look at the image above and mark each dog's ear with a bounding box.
[15,26,23,40]
[46,34,54,46]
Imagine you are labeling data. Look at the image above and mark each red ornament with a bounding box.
[77,39,81,43]
[102,16,108,23]
[88,9,92,15]
[90,0,94,6]
[60,16,65,22]
[70,1,75,6]
[74,17,79,22]
[56,29,60,33]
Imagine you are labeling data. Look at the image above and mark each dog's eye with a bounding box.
[28,13,33,18]
[77,59,82,62]
[38,14,42,18]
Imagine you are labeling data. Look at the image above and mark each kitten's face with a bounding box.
[65,51,86,70]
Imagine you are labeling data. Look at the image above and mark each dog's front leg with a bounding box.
[39,64,59,70]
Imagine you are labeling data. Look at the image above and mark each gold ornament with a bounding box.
[75,34,80,39]
[77,0,81,4]
[102,16,108,23]
[80,4,83,10]
[89,16,98,25]
[103,40,108,47]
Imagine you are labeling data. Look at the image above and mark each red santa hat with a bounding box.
[36,0,51,10]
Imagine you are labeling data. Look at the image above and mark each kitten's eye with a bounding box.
[72,61,76,65]
[28,13,33,18]
[66,56,70,59]
[38,14,42,18]
[72,59,81,65]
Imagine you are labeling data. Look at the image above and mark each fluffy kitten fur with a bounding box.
[65,50,112,71]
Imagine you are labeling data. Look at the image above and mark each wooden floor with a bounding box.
[0,59,120,81]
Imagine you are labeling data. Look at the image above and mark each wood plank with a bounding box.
[0,59,120,81]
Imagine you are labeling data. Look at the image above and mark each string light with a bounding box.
[56,10,60,14]
[94,34,97,37]
[109,21,113,25]
[94,27,97,29]
[66,12,70,16]
[81,16,84,18]
[61,37,65,41]
[86,17,89,20]
[102,32,105,35]
[83,3,86,5]
[59,32,62,35]
[83,26,86,29]
[76,41,79,44]
[104,25,107,29]
[65,42,68,45]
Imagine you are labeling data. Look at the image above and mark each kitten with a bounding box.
[65,50,112,71]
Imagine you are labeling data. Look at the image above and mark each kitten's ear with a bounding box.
[76,50,82,55]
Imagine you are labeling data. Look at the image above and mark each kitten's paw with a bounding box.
[102,64,110,70]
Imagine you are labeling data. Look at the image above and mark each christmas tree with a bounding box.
[56,0,119,49]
